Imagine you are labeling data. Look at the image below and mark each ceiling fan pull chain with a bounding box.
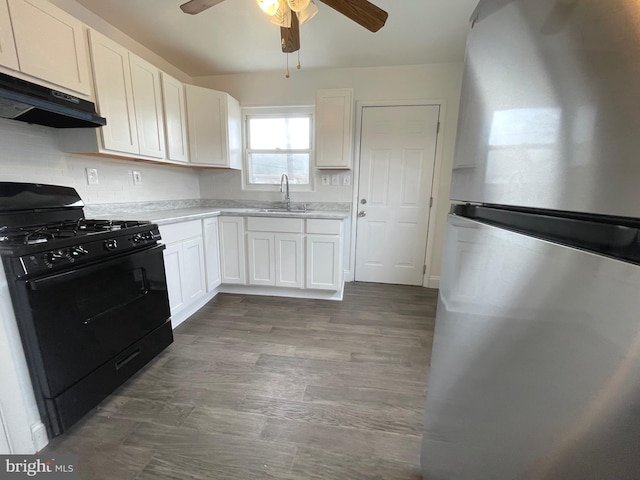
[297,50,301,70]
[285,52,290,78]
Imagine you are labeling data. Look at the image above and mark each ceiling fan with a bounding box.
[179,0,388,55]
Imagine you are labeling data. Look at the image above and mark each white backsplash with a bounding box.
[0,118,201,205]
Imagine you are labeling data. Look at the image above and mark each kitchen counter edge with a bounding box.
[102,208,351,226]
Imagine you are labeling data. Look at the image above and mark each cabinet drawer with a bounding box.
[159,220,202,244]
[247,217,304,233]
[307,219,342,235]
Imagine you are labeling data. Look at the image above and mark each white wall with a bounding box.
[0,119,201,205]
[195,63,464,281]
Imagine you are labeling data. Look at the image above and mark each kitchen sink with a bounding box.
[257,208,308,213]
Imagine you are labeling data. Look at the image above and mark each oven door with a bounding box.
[17,243,170,398]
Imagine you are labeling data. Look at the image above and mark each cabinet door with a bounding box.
[130,54,166,159]
[306,235,342,290]
[219,216,246,284]
[203,217,221,291]
[315,88,354,169]
[247,232,275,286]
[163,242,185,316]
[275,234,303,288]
[161,73,189,163]
[0,0,18,71]
[182,237,206,303]
[89,30,138,155]
[185,84,225,166]
[8,0,91,95]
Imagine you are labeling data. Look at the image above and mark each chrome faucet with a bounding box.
[280,173,291,211]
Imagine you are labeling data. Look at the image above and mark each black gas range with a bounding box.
[0,182,173,438]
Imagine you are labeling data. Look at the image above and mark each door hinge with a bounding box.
[429,197,433,208]
[423,265,427,275]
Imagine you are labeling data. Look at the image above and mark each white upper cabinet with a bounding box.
[161,73,189,163]
[77,29,165,159]
[0,1,18,71]
[129,54,166,158]
[6,0,91,95]
[88,29,138,155]
[185,84,241,169]
[315,88,354,169]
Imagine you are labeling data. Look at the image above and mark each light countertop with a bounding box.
[97,207,350,226]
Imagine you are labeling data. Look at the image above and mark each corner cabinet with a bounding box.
[203,217,222,291]
[315,88,354,169]
[159,220,207,328]
[1,0,91,95]
[185,84,242,169]
[218,216,246,284]
[161,73,189,163]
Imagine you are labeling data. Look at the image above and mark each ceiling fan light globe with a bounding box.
[257,0,279,16]
[287,0,310,12]
[270,1,292,27]
[297,0,318,25]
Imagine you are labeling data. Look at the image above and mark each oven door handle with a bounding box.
[24,244,165,291]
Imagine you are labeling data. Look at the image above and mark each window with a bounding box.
[243,106,313,189]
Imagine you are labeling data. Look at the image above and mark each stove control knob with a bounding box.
[104,239,118,251]
[44,250,67,266]
[132,233,144,244]
[70,246,89,258]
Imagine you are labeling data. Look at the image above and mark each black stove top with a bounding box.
[0,183,161,277]
[0,219,151,246]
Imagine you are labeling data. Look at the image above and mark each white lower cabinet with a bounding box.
[306,219,343,291]
[218,216,246,284]
[159,220,206,326]
[275,234,304,288]
[246,231,303,288]
[306,235,342,290]
[247,232,275,286]
[203,217,221,291]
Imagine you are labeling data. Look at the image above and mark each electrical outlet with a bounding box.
[132,170,142,185]
[86,168,99,185]
[331,174,340,186]
[321,175,330,186]
[342,174,351,186]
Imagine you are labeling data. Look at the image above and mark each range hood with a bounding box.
[0,72,106,128]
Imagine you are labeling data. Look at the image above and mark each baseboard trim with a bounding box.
[30,422,48,453]
[170,290,218,330]
[427,276,440,289]
[218,284,345,301]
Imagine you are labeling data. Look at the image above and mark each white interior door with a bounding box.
[355,105,439,285]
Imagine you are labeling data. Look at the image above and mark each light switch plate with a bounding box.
[321,175,330,186]
[86,168,99,185]
[342,174,351,186]
[331,174,340,186]
[132,170,142,185]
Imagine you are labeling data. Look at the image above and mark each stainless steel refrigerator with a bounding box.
[421,0,640,478]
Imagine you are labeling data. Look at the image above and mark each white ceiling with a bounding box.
[72,0,479,77]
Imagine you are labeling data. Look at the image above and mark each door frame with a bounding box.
[348,99,447,288]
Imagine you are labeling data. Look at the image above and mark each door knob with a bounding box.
[358,211,366,217]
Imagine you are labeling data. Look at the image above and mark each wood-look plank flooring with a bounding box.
[44,282,437,479]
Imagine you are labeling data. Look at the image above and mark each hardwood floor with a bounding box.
[44,282,437,479]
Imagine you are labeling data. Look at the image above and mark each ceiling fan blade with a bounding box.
[180,0,226,15]
[318,0,388,32]
[281,12,300,53]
